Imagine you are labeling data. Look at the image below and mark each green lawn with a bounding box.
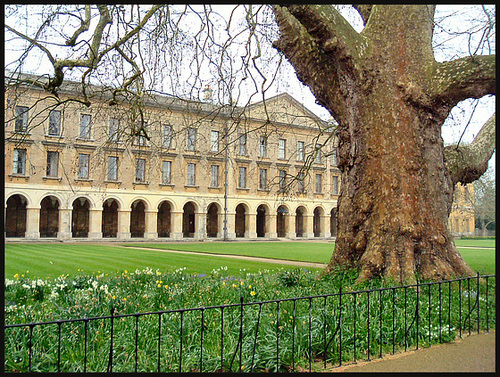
[4,243,318,280]
[456,247,496,275]
[125,241,335,263]
[5,240,495,280]
[454,238,496,248]
[126,241,496,275]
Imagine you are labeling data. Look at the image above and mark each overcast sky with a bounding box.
[5,4,495,170]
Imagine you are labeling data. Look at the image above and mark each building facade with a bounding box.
[448,182,475,237]
[4,76,473,241]
[5,77,342,241]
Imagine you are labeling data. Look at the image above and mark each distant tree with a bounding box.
[474,169,496,235]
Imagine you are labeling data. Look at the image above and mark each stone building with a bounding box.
[448,182,475,237]
[5,76,341,241]
[4,75,473,241]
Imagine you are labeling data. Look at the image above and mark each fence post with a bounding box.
[339,287,343,367]
[477,272,480,334]
[239,296,244,372]
[107,307,115,373]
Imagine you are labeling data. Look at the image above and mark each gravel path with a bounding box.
[330,331,496,373]
[115,244,327,268]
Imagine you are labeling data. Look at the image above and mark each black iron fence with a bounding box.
[4,273,495,373]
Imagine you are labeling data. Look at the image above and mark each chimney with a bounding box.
[202,84,213,102]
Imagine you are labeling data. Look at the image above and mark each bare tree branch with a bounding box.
[445,113,496,186]
[432,54,496,108]
[65,5,91,46]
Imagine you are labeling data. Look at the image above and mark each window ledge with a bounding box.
[104,180,122,185]
[75,178,93,182]
[257,188,270,192]
[133,181,150,186]
[76,137,95,142]
[8,174,29,180]
[208,186,222,189]
[45,134,64,139]
[185,185,200,189]
[159,183,175,187]
[237,187,250,191]
[43,176,62,181]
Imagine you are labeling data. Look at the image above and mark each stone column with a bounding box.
[145,209,158,239]
[305,214,315,239]
[246,212,257,239]
[171,210,183,240]
[25,207,40,239]
[89,207,103,239]
[118,209,131,239]
[287,213,296,239]
[195,210,206,240]
[225,211,236,239]
[58,208,72,240]
[321,214,330,237]
[267,213,277,239]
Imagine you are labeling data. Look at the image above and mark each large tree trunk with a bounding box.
[273,5,495,283]
[325,87,474,283]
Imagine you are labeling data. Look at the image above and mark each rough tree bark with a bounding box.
[273,5,495,283]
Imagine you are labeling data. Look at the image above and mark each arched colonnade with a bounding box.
[5,193,338,240]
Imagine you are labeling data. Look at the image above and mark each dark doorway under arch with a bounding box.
[330,208,337,237]
[40,196,59,238]
[72,198,90,238]
[295,207,305,238]
[313,207,322,237]
[277,205,287,238]
[206,203,219,238]
[157,201,172,238]
[256,205,266,238]
[130,200,146,238]
[183,202,196,238]
[235,204,246,238]
[102,199,119,238]
[6,194,27,237]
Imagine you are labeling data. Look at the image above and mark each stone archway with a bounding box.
[256,205,266,238]
[183,202,196,238]
[235,203,247,238]
[72,197,90,238]
[277,205,288,238]
[157,201,172,238]
[206,203,219,238]
[40,196,59,237]
[130,200,146,238]
[295,206,306,238]
[102,199,119,238]
[5,194,28,237]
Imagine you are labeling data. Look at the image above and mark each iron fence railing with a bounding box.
[4,273,495,373]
